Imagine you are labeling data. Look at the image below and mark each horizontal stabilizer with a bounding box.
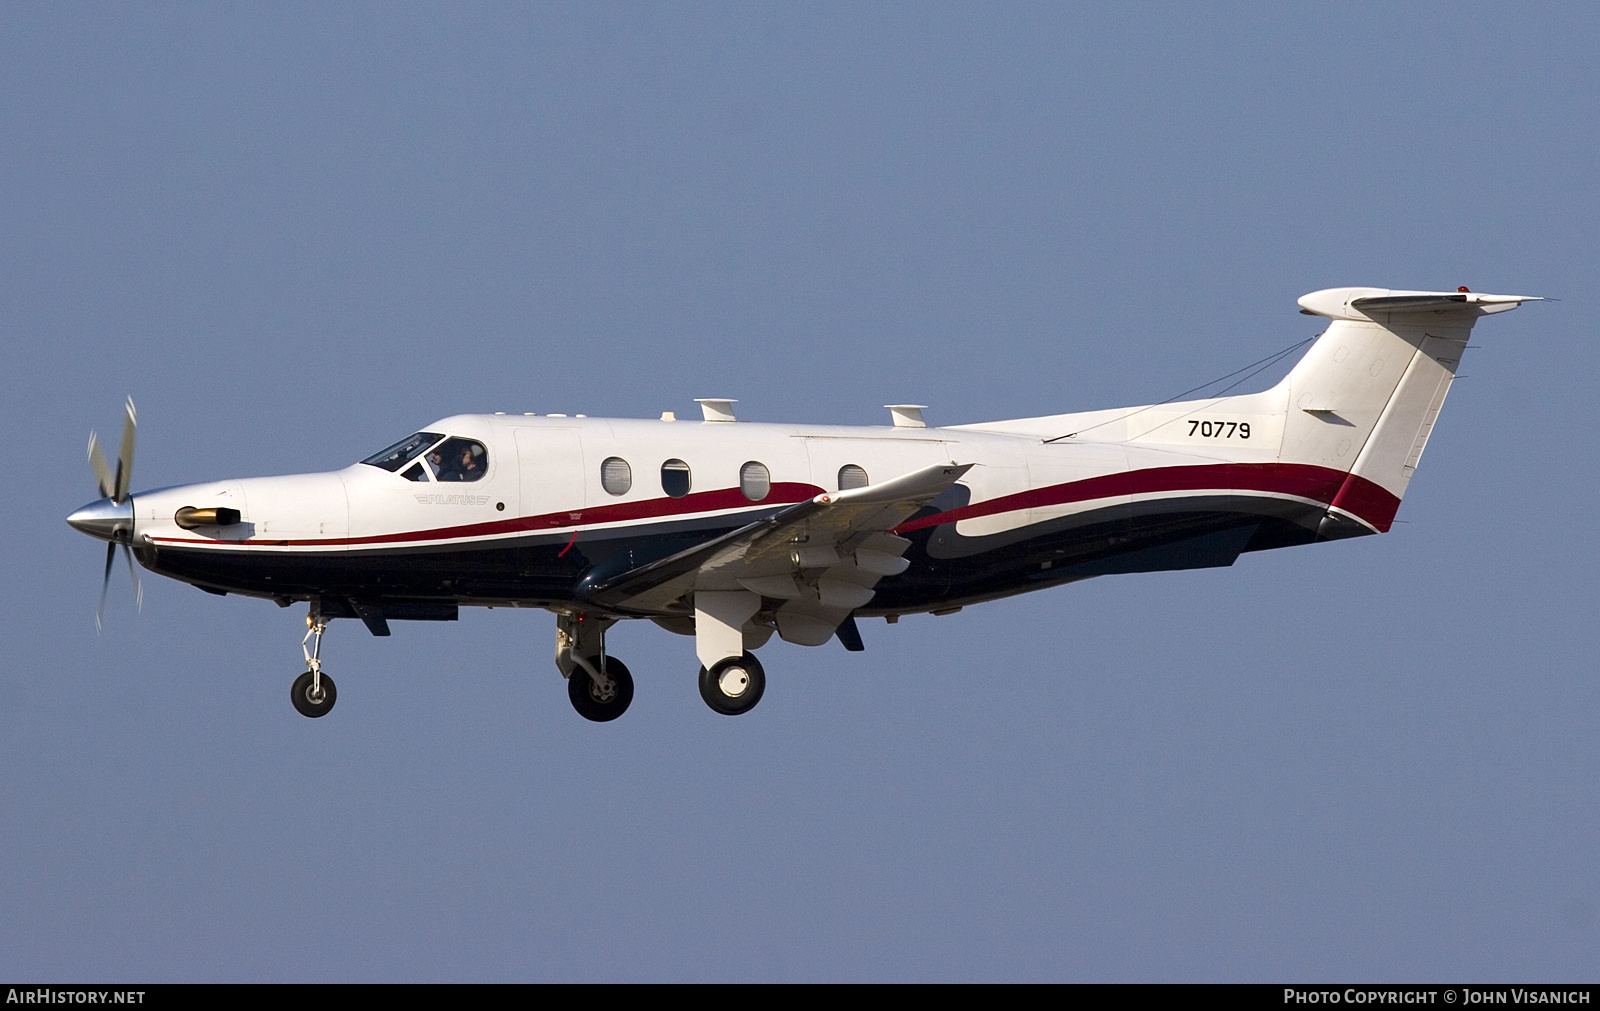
[1299,287,1543,322]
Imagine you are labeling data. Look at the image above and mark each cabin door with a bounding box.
[515,428,586,526]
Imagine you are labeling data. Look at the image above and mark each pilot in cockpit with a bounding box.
[434,441,485,482]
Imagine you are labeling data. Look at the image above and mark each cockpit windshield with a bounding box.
[361,432,444,472]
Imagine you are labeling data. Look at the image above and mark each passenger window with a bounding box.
[429,438,489,482]
[838,464,868,490]
[661,459,691,498]
[740,461,770,501]
[402,462,428,482]
[602,457,632,496]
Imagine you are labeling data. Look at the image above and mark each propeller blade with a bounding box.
[96,540,115,633]
[120,542,143,612]
[113,397,136,503]
[88,399,143,631]
[88,431,114,500]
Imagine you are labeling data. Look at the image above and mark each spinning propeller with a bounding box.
[68,398,142,630]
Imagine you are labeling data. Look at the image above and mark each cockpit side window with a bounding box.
[362,432,445,472]
[428,438,489,482]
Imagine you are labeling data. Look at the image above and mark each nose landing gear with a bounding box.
[292,610,337,718]
[291,668,337,718]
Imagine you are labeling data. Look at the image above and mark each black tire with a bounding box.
[568,656,634,722]
[291,670,337,718]
[698,653,766,716]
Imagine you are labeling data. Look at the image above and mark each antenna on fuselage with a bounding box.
[884,405,927,429]
[695,399,737,422]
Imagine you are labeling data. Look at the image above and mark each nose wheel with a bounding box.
[568,655,634,722]
[698,653,766,716]
[291,669,337,717]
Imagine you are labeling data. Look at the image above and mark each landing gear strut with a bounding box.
[699,652,766,716]
[292,609,337,718]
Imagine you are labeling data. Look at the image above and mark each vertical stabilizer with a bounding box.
[1284,287,1540,536]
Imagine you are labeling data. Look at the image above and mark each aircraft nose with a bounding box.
[67,497,133,542]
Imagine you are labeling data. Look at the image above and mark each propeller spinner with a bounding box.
[66,397,142,630]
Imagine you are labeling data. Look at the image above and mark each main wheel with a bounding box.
[291,670,337,718]
[698,653,766,716]
[568,656,634,722]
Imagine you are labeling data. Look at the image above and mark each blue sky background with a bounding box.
[2,2,1596,981]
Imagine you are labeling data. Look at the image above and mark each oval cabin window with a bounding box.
[661,459,692,498]
[601,457,632,496]
[838,464,868,490]
[740,461,770,502]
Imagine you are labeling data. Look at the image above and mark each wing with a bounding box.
[579,461,972,644]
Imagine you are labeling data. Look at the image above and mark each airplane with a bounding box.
[67,286,1542,721]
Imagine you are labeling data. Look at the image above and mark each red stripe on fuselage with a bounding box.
[150,482,823,549]
[893,462,1399,534]
[1328,473,1401,532]
[149,464,1403,551]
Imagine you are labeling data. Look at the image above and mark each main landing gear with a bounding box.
[292,610,337,718]
[556,612,634,722]
[567,655,634,722]
[698,653,766,716]
[554,612,771,721]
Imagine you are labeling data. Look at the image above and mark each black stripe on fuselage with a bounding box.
[139,493,1342,615]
